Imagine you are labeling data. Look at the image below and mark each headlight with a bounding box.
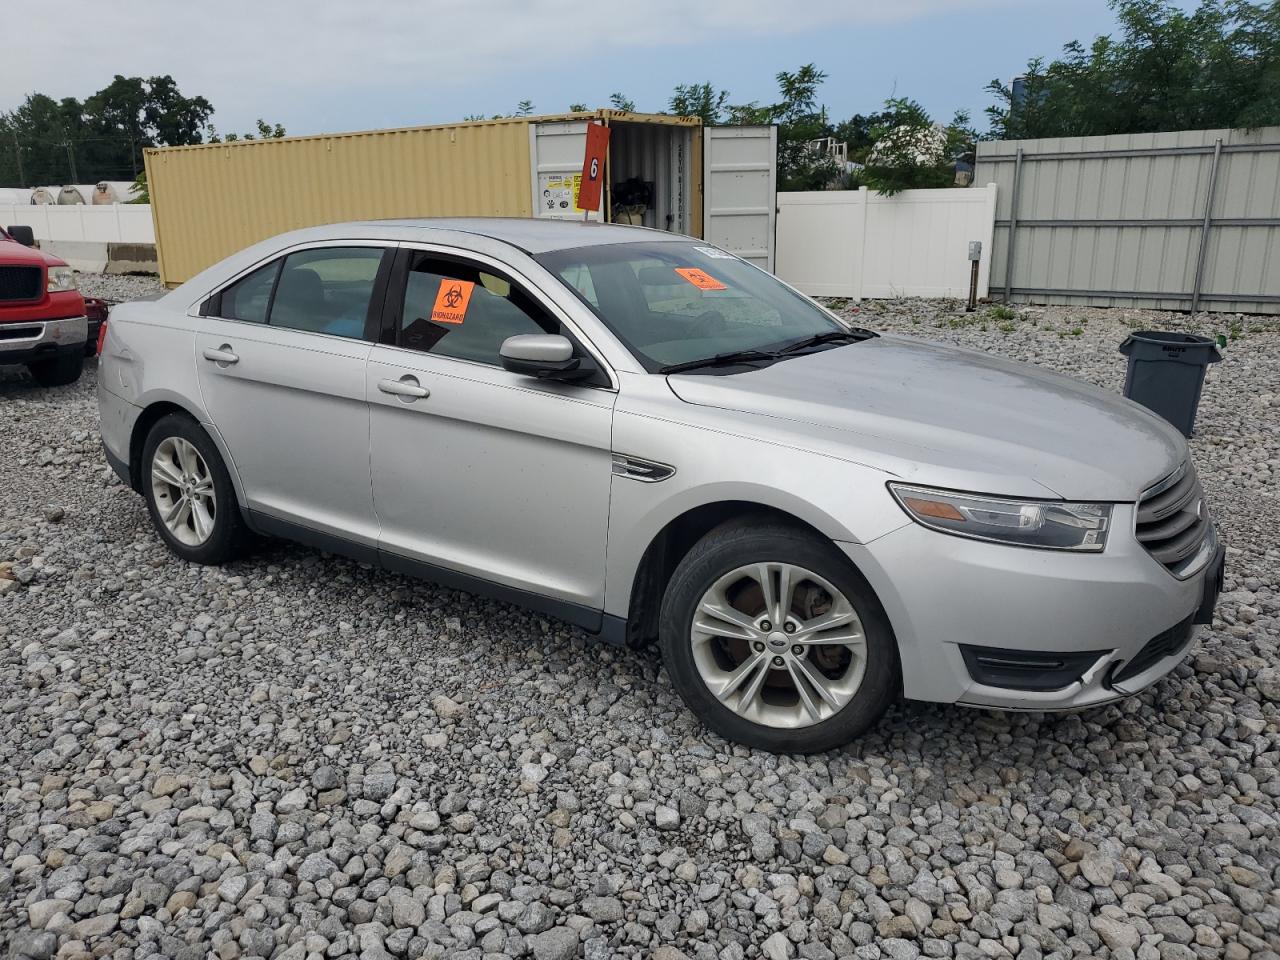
[889,483,1111,552]
[47,267,76,292]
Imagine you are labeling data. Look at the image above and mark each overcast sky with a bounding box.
[1,0,1189,136]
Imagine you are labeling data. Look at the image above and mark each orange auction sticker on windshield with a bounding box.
[675,267,727,291]
[431,280,474,324]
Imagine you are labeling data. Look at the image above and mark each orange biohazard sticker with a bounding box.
[674,267,727,291]
[431,280,474,324]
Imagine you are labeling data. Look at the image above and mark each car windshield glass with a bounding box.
[538,241,848,372]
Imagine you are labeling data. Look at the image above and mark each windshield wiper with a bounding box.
[778,328,877,355]
[659,349,781,374]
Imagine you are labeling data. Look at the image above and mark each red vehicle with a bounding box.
[1,224,89,386]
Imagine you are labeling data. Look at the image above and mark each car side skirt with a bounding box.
[245,510,621,645]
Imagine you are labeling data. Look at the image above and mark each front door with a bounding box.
[193,243,390,548]
[366,248,615,616]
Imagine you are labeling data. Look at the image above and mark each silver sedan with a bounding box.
[97,219,1224,752]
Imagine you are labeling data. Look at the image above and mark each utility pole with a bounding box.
[64,140,78,183]
[11,131,24,187]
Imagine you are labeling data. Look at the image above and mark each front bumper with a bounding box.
[0,315,88,364]
[843,506,1222,711]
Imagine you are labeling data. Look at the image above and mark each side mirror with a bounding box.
[500,334,597,382]
[6,225,35,247]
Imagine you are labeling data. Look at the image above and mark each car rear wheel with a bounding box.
[27,351,83,387]
[659,519,898,753]
[141,413,248,564]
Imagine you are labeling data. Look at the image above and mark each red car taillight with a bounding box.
[96,318,108,356]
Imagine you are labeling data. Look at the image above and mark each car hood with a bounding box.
[0,238,64,268]
[665,333,1186,501]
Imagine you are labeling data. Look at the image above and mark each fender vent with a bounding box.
[612,454,675,483]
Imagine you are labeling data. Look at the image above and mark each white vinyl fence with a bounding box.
[776,184,998,300]
[0,203,156,244]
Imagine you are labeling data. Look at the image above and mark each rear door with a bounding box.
[703,125,778,272]
[193,243,391,551]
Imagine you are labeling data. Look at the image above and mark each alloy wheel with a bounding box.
[690,562,867,729]
[150,436,217,547]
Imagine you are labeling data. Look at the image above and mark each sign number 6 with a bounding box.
[577,122,611,214]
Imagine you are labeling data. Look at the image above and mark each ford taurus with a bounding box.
[97,219,1224,752]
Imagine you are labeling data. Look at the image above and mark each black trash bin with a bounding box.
[1119,331,1222,438]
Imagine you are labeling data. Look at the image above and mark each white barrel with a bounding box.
[91,181,136,204]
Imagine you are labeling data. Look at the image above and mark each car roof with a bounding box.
[335,217,690,254]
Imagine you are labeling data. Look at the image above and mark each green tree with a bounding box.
[463,102,536,121]
[669,82,729,124]
[608,93,636,112]
[133,120,284,202]
[860,98,975,195]
[207,119,287,143]
[0,93,91,185]
[142,75,213,145]
[987,0,1280,139]
[568,102,588,112]
[723,64,837,190]
[831,109,896,163]
[1,75,221,186]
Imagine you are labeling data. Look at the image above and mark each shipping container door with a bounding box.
[703,125,777,272]
[529,121,604,222]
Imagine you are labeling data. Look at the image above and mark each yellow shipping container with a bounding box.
[145,110,739,286]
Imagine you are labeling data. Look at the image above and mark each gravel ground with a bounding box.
[1,286,1277,960]
[76,275,167,304]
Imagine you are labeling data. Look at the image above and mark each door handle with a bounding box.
[378,376,430,400]
[202,345,239,365]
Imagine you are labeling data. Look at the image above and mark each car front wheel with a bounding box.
[141,413,248,564]
[659,519,898,753]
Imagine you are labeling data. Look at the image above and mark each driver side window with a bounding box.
[398,254,557,366]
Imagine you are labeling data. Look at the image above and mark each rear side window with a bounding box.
[269,247,385,340]
[219,262,278,323]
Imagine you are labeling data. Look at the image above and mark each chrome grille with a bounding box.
[1136,462,1212,577]
[0,266,41,302]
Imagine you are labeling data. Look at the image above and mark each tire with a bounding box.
[141,413,249,565]
[27,351,83,387]
[659,518,898,753]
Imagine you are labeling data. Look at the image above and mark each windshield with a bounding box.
[538,241,848,372]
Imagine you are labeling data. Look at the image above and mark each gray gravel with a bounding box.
[1,289,1277,960]
[76,274,165,303]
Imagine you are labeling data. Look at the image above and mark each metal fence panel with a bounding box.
[976,126,1280,314]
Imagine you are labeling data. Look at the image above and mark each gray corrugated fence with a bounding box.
[975,126,1280,314]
